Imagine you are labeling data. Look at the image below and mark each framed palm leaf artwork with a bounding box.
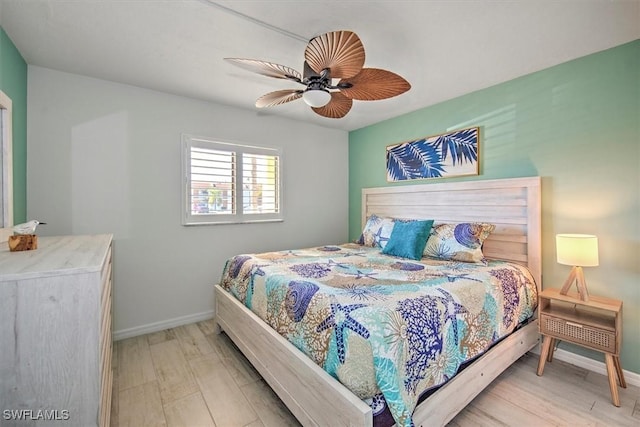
[386,126,479,181]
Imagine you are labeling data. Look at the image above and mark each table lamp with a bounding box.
[556,234,599,302]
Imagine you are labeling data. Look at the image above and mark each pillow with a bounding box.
[357,214,396,249]
[423,222,495,263]
[382,220,434,260]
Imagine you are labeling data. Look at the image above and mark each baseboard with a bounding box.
[113,310,215,341]
[530,344,640,388]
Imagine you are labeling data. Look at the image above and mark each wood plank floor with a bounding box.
[111,320,640,426]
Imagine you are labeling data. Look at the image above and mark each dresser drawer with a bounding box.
[540,312,616,353]
[99,247,112,369]
[100,245,112,312]
[98,242,113,427]
[99,362,113,427]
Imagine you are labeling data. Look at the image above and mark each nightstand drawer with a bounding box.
[540,312,616,353]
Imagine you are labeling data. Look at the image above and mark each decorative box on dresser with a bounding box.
[0,234,113,426]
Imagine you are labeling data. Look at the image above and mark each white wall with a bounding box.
[27,66,349,337]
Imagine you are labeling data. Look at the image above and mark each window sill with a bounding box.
[182,218,284,226]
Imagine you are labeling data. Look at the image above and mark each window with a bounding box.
[182,134,282,225]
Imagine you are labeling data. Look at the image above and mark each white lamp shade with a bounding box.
[302,89,331,108]
[556,234,599,267]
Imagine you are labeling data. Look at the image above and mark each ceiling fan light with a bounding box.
[302,89,331,108]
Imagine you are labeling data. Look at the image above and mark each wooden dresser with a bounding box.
[0,234,113,426]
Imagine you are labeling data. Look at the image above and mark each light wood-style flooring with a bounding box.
[111,319,640,427]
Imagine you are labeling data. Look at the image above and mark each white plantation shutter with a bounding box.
[190,147,235,215]
[183,135,282,225]
[242,153,279,214]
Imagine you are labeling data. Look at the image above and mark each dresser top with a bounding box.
[0,234,112,281]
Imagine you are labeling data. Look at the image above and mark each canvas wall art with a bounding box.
[386,126,479,181]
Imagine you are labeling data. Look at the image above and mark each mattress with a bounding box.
[219,243,538,426]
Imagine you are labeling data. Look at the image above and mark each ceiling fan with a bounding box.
[224,30,411,119]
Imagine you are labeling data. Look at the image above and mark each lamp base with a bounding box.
[559,266,590,302]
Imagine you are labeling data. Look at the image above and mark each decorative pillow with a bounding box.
[423,222,495,263]
[357,214,396,249]
[382,220,434,260]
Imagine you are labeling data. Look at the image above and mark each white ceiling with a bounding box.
[1,0,638,131]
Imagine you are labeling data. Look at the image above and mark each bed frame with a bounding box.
[214,176,541,426]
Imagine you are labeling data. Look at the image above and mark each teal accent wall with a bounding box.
[349,40,640,374]
[0,26,27,224]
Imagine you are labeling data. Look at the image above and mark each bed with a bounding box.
[214,176,541,426]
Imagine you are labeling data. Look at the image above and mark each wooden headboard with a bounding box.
[362,176,541,289]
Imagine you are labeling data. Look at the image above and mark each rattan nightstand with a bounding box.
[536,288,626,406]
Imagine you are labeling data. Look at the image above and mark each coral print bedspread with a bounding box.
[220,243,537,427]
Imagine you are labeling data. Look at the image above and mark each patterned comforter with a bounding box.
[220,243,537,427]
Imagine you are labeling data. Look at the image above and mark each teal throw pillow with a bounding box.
[382,220,434,260]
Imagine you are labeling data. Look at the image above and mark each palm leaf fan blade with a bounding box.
[311,92,352,118]
[224,58,302,82]
[304,30,365,79]
[339,68,411,100]
[256,90,303,108]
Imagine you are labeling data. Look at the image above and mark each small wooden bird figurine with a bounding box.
[13,220,46,235]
